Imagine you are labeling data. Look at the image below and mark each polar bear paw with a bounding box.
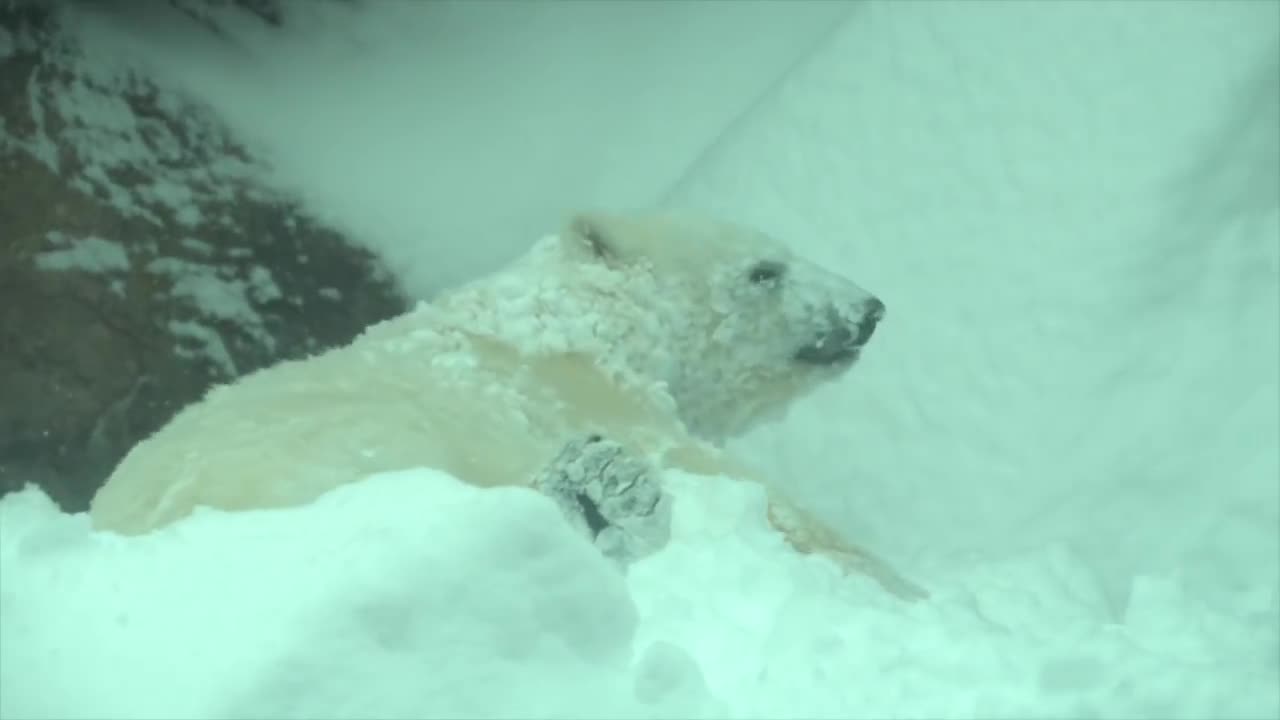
[532,433,672,567]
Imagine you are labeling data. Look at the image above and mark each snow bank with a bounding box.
[2,468,1274,719]
[666,0,1280,614]
[0,471,666,720]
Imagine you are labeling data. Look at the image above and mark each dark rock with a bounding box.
[0,3,411,512]
[167,0,286,29]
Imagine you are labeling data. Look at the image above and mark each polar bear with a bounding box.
[89,210,924,599]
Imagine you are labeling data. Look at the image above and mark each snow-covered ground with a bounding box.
[3,2,1278,719]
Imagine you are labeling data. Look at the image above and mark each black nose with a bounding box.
[853,298,884,345]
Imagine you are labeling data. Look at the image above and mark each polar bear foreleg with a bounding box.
[662,441,928,601]
[531,434,673,567]
[535,434,928,600]
[764,494,929,601]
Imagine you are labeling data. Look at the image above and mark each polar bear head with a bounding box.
[547,211,886,443]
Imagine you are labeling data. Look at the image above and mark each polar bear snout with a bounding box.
[795,298,884,365]
[855,297,885,345]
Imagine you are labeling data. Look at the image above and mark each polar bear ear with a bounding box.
[566,213,618,263]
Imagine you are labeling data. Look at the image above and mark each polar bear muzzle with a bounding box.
[794,297,885,365]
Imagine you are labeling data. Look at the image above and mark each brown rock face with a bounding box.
[0,2,410,512]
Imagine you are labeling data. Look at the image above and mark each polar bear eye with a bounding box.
[583,227,610,259]
[747,261,785,286]
[569,215,614,260]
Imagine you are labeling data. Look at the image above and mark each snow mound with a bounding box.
[665,0,1280,622]
[0,471,662,720]
[3,469,1276,719]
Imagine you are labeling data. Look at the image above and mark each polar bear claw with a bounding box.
[532,434,671,566]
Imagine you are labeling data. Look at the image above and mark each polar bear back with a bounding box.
[88,318,688,535]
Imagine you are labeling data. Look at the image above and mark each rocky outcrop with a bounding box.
[0,1,410,512]
[166,0,287,30]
